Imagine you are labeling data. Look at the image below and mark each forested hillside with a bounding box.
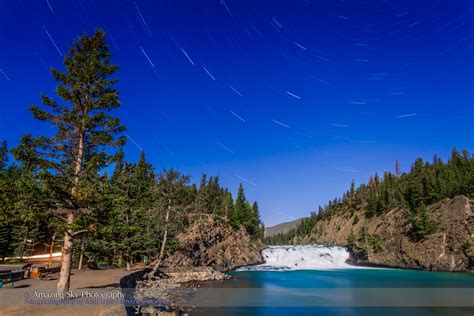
[0,30,262,290]
[264,218,303,237]
[265,149,474,245]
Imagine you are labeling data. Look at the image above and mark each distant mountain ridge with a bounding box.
[265,218,305,237]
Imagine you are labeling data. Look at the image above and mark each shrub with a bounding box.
[462,239,472,253]
[409,205,437,241]
[368,235,383,253]
[347,232,356,248]
[353,214,359,225]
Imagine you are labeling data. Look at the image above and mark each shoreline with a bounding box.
[128,267,232,315]
[123,244,473,314]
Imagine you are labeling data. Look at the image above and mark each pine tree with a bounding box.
[0,140,8,171]
[13,29,124,293]
[231,183,247,229]
[224,190,234,217]
[108,159,139,270]
[83,172,117,269]
[195,174,208,214]
[129,151,156,262]
[242,201,254,235]
[0,152,13,261]
[148,169,190,278]
[409,204,437,240]
[423,163,439,205]
[0,223,10,261]
[205,176,224,215]
[405,159,425,210]
[251,201,263,238]
[366,177,377,217]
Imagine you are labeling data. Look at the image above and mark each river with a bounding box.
[182,245,474,316]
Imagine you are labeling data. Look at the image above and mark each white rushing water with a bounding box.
[239,245,354,271]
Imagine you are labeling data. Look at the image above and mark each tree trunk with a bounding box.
[125,247,132,271]
[57,131,84,293]
[148,198,171,279]
[57,212,74,293]
[158,207,170,262]
[78,237,85,270]
[20,237,26,260]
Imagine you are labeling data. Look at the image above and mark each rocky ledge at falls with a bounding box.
[162,216,264,271]
[133,217,264,315]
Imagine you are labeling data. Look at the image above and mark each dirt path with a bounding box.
[0,268,138,316]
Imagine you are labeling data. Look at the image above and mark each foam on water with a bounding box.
[239,244,354,271]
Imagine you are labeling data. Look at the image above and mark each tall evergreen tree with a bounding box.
[224,190,234,217]
[206,176,225,215]
[129,151,156,263]
[0,140,8,171]
[406,159,425,210]
[231,183,247,229]
[366,176,377,217]
[13,29,124,293]
[148,169,190,278]
[251,201,263,238]
[195,174,208,214]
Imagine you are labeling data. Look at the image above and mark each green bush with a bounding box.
[462,239,472,253]
[409,205,437,241]
[353,214,359,225]
[368,235,383,253]
[347,232,356,247]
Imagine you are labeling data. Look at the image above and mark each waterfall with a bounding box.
[239,245,353,271]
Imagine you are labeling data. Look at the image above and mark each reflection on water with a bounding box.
[182,269,474,316]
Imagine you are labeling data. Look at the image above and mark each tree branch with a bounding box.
[72,229,89,237]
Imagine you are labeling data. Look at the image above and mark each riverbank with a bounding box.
[128,242,474,315]
[132,267,231,315]
[128,260,474,316]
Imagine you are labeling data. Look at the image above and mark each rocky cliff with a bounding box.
[163,216,264,271]
[298,196,474,272]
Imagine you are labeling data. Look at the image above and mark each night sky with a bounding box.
[0,0,473,226]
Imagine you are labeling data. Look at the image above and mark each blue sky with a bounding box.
[0,0,473,226]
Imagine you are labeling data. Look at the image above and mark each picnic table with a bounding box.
[0,271,24,288]
[30,265,60,279]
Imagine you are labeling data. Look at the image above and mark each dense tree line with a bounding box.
[0,142,262,272]
[0,30,262,292]
[265,149,474,245]
[0,145,262,265]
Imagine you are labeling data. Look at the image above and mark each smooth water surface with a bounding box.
[191,268,474,316]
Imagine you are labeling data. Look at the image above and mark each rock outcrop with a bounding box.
[135,267,230,315]
[133,217,263,315]
[299,196,474,272]
[163,216,264,271]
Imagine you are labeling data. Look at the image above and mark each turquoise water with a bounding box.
[191,268,474,316]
